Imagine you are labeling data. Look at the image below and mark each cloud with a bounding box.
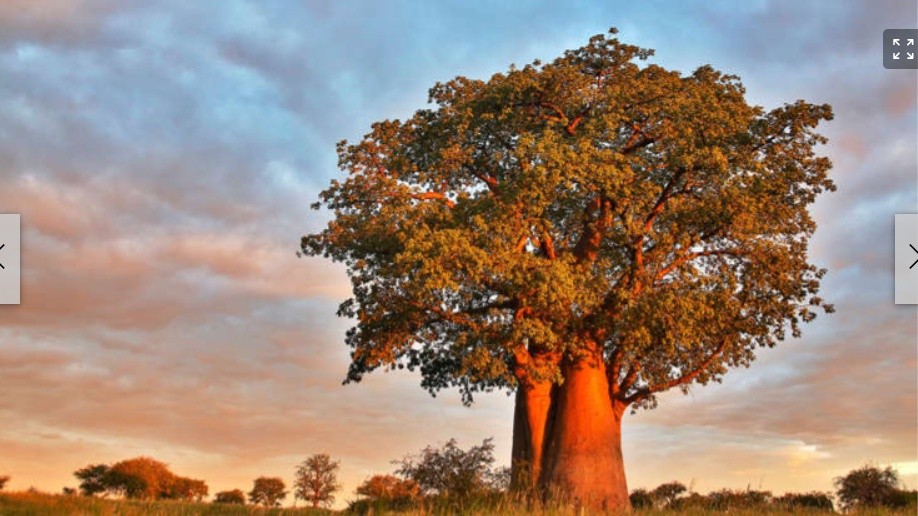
[0,0,914,505]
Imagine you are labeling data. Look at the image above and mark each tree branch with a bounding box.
[565,107,590,135]
[410,192,456,208]
[623,337,730,405]
[655,248,745,282]
[540,231,558,260]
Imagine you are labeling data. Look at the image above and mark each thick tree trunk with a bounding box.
[540,357,630,512]
[510,380,553,490]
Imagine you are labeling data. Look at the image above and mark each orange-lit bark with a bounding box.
[540,355,630,512]
[511,379,553,489]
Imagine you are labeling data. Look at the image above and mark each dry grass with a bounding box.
[2,491,916,515]
[0,491,328,516]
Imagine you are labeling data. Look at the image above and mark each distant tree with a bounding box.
[629,488,654,509]
[74,464,109,496]
[356,474,421,504]
[0,475,9,491]
[74,457,205,501]
[396,438,499,499]
[294,453,340,508]
[773,491,834,510]
[105,456,175,499]
[62,487,77,496]
[835,464,901,510]
[651,481,687,508]
[248,476,287,508]
[213,489,247,504]
[164,476,209,502]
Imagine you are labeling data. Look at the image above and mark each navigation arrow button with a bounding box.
[893,38,901,45]
[909,38,916,46]
[911,244,918,270]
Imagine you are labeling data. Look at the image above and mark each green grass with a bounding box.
[2,492,916,515]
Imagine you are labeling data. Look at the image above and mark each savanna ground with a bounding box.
[1,491,915,516]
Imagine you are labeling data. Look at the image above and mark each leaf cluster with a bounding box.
[303,28,835,408]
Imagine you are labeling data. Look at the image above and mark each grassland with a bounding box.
[1,491,915,515]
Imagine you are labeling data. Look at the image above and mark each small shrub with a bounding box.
[628,487,654,509]
[774,491,834,510]
[213,488,246,504]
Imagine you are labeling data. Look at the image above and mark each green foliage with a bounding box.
[249,476,287,508]
[835,465,904,510]
[302,28,834,409]
[74,464,109,496]
[396,438,505,501]
[294,453,341,508]
[213,489,246,504]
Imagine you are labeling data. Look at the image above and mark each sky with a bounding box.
[0,0,916,508]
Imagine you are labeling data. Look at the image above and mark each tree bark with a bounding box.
[540,356,630,512]
[510,380,553,490]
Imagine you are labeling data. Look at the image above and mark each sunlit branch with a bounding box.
[623,337,730,405]
[655,248,746,282]
[410,192,456,208]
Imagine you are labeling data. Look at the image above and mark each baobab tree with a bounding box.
[301,29,834,511]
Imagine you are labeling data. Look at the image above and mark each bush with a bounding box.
[356,474,420,502]
[774,491,834,510]
[396,437,504,501]
[887,489,918,509]
[628,488,654,509]
[213,488,246,504]
[671,489,772,511]
[835,464,901,510]
[0,475,9,491]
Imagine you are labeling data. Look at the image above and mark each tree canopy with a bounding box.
[302,28,834,409]
[72,457,207,501]
[213,489,247,504]
[293,453,341,508]
[248,476,287,508]
[395,438,503,499]
[835,465,904,510]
